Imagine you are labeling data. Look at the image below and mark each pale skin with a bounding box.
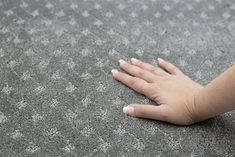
[111,58,235,125]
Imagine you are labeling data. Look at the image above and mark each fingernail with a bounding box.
[131,58,138,64]
[119,59,126,66]
[157,58,164,63]
[111,69,118,74]
[123,106,134,115]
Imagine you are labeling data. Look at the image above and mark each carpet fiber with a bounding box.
[0,0,235,156]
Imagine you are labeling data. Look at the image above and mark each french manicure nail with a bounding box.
[119,59,126,65]
[111,69,118,74]
[157,58,164,63]
[131,58,138,64]
[123,106,134,115]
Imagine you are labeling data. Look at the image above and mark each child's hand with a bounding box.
[111,58,203,125]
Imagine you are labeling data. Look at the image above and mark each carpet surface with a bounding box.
[0,0,235,156]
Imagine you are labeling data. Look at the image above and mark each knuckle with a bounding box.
[142,83,151,94]
[135,107,146,117]
[147,84,158,94]
[130,78,147,93]
[159,107,170,121]
[150,68,157,74]
[130,77,140,86]
[159,75,168,81]
[138,61,144,67]
[137,70,145,77]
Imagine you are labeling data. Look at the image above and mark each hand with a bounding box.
[111,58,204,125]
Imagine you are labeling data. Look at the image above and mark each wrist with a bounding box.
[189,87,206,123]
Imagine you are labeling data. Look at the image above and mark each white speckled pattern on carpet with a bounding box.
[0,0,235,156]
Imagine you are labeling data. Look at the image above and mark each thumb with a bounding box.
[123,104,169,122]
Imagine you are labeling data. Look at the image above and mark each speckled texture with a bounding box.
[0,0,235,156]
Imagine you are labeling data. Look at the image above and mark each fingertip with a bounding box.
[119,59,126,66]
[157,58,164,64]
[111,69,119,76]
[123,105,134,116]
[131,58,139,64]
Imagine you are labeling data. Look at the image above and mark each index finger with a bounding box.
[112,69,151,96]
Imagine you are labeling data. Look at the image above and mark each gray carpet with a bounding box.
[0,0,235,156]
